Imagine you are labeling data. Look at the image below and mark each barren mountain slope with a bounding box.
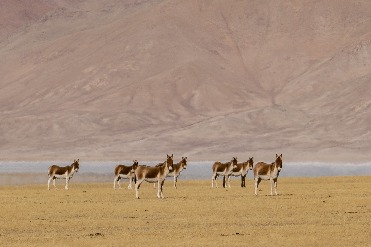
[0,0,370,162]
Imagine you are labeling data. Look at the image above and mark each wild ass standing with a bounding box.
[211,157,238,188]
[154,156,188,189]
[48,159,80,190]
[225,157,254,188]
[253,154,283,196]
[113,160,139,189]
[134,154,174,199]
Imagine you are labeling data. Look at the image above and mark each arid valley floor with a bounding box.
[1,176,370,246]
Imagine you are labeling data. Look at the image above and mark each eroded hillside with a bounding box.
[0,0,370,161]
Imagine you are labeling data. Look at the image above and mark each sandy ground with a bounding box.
[0,176,370,246]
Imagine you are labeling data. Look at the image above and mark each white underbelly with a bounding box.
[231,172,242,176]
[167,171,175,177]
[144,177,160,183]
[118,174,131,179]
[215,171,227,176]
[257,175,271,180]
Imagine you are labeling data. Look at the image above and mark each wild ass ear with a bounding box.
[276,154,278,158]
[280,154,283,158]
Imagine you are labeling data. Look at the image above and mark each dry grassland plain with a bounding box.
[1,177,370,247]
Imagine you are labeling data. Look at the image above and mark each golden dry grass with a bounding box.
[1,176,370,246]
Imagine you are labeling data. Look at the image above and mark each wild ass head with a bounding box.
[72,159,80,173]
[167,154,174,171]
[231,157,238,169]
[275,154,283,171]
[181,157,188,170]
[131,160,139,172]
[248,157,254,170]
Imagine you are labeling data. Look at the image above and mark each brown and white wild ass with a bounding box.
[113,160,139,189]
[134,154,174,199]
[154,156,188,189]
[253,154,283,196]
[225,157,254,188]
[48,159,80,190]
[211,157,238,188]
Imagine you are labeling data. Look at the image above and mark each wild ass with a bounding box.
[225,157,254,188]
[113,160,139,189]
[48,159,80,190]
[134,154,174,199]
[211,157,238,188]
[253,154,283,196]
[154,156,188,189]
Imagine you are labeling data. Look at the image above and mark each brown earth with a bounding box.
[0,0,370,162]
[0,177,370,246]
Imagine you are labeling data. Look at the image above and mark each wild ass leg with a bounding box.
[174,176,177,189]
[128,176,132,189]
[53,178,56,189]
[274,178,278,195]
[254,177,261,195]
[212,174,218,188]
[135,179,143,199]
[65,177,69,190]
[270,178,274,196]
[160,180,165,198]
[241,175,246,187]
[48,177,52,190]
[157,180,162,199]
[113,176,119,189]
[117,177,122,189]
[225,175,231,188]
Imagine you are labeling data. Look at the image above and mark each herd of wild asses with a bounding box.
[47,154,283,198]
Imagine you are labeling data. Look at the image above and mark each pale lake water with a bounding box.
[0,161,370,185]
